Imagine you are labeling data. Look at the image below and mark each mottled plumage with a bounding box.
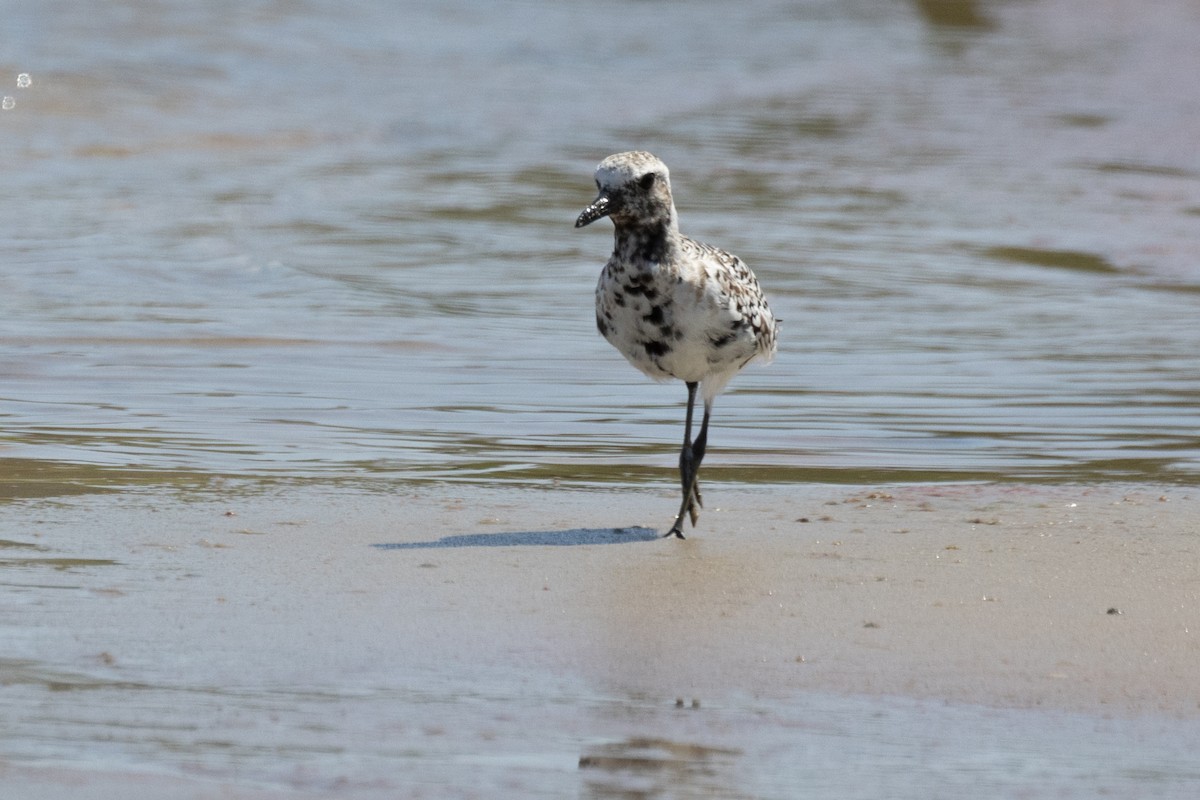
[575,151,778,537]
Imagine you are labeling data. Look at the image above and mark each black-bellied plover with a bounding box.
[575,151,778,538]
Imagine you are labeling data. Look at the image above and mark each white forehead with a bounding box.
[594,151,670,189]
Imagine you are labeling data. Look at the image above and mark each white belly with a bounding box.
[595,265,760,387]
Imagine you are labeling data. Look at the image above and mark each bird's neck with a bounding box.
[611,217,678,267]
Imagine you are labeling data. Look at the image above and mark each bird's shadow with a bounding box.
[373,526,660,550]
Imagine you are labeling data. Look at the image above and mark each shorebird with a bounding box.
[575,151,778,538]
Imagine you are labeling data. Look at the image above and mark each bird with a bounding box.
[575,151,778,538]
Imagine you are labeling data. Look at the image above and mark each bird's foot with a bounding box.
[672,439,705,537]
[666,484,700,539]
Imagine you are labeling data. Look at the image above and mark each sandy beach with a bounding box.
[3,481,1199,797]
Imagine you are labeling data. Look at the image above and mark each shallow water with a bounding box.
[2,0,1199,499]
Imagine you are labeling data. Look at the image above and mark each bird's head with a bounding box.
[575,151,676,230]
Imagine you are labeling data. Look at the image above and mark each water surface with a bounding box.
[2,0,1198,498]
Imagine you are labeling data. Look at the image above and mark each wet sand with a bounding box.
[3,482,1199,797]
[370,482,1200,715]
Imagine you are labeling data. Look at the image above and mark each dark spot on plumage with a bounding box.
[643,305,665,325]
[596,316,608,336]
[710,332,737,348]
[635,226,669,263]
[643,340,671,358]
[622,277,659,301]
[658,324,675,338]
[613,293,626,307]
[614,221,671,265]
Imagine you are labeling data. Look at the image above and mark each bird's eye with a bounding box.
[639,173,656,190]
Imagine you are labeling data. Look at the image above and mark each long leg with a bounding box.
[679,382,699,499]
[667,386,712,539]
[684,404,710,526]
[666,382,698,539]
